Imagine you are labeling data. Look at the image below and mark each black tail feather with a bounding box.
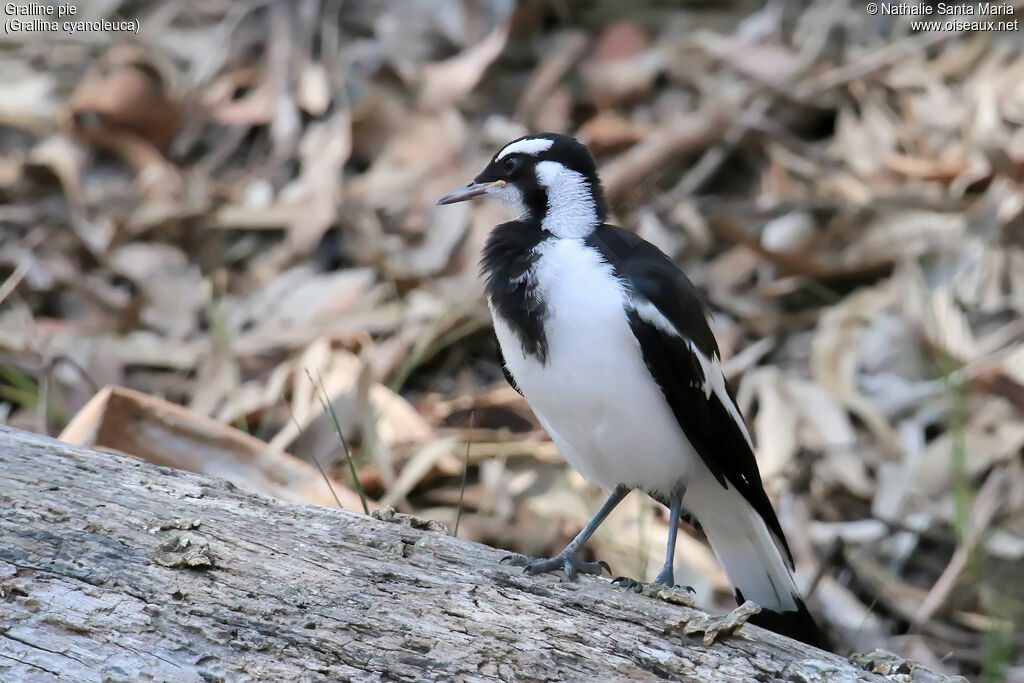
[743,592,829,650]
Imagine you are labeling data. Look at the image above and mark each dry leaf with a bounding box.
[60,385,368,510]
[418,22,510,113]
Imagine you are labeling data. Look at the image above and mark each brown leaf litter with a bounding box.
[0,2,1021,677]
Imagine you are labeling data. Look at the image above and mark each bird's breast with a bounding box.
[494,237,635,379]
[490,237,699,493]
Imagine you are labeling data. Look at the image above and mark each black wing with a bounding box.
[586,224,792,566]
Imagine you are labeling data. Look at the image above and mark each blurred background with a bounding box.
[1,0,1023,678]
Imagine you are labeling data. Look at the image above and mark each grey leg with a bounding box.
[613,487,694,593]
[502,485,629,579]
[653,487,683,586]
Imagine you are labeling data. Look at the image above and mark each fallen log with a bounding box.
[0,426,962,682]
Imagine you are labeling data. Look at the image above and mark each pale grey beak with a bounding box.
[437,180,505,205]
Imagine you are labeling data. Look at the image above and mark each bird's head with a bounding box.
[438,133,607,238]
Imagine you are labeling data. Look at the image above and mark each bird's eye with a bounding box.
[502,157,520,175]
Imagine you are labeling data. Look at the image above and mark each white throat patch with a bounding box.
[535,160,598,239]
[496,137,554,160]
[490,182,527,219]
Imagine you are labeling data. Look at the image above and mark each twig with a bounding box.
[806,537,844,600]
[454,409,474,538]
[601,103,735,206]
[0,260,30,307]
[287,404,344,511]
[793,26,979,100]
[914,468,1007,624]
[659,18,991,208]
[306,368,370,515]
[661,94,773,202]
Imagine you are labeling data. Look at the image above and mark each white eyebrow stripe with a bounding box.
[496,137,554,160]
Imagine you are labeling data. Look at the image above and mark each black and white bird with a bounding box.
[438,133,824,648]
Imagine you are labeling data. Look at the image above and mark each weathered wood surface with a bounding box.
[0,427,962,682]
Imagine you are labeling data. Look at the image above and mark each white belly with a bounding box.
[491,238,700,496]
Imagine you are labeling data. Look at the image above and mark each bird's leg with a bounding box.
[653,486,683,586]
[502,485,628,579]
[614,486,694,594]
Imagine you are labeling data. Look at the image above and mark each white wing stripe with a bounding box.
[633,300,679,339]
[693,345,755,449]
[630,297,755,449]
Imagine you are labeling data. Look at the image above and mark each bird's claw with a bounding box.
[500,552,610,580]
[612,576,695,596]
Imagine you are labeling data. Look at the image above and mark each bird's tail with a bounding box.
[683,475,826,649]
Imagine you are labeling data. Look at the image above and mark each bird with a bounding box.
[437,133,825,649]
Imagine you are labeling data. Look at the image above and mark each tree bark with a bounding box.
[0,426,962,682]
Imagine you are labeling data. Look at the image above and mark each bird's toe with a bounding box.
[571,558,610,576]
[611,576,644,592]
[501,552,609,579]
[522,556,565,575]
[613,577,693,600]
[500,553,534,567]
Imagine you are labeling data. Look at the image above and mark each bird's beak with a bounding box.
[436,180,505,205]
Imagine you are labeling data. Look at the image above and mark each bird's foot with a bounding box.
[500,551,610,580]
[612,577,696,603]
